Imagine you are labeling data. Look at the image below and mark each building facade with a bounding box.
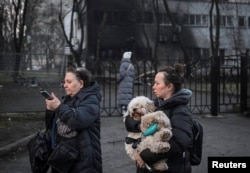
[64,0,250,68]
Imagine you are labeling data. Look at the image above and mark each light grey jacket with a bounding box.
[117,59,135,106]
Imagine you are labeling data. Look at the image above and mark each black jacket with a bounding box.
[46,81,102,173]
[125,89,193,173]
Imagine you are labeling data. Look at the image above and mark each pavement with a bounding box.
[0,113,250,173]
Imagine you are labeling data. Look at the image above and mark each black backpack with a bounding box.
[169,109,203,166]
[189,119,203,166]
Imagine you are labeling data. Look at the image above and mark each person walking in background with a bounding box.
[117,51,135,116]
[125,63,193,173]
[44,67,102,173]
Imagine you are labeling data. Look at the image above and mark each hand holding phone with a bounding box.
[40,88,53,100]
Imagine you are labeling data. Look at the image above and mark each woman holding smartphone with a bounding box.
[44,67,102,173]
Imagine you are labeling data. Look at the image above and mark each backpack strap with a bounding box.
[167,107,190,159]
[126,64,132,73]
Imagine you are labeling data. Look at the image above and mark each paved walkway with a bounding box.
[0,114,250,173]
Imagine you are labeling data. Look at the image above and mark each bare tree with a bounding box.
[12,0,28,77]
[163,0,191,77]
[152,0,160,64]
[141,0,151,49]
[0,2,6,53]
[95,8,107,63]
[209,0,220,57]
[2,0,40,77]
[59,0,86,67]
[209,0,220,116]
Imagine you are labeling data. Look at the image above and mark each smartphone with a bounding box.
[40,88,53,100]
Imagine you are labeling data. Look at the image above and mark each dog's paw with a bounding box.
[161,129,172,141]
[158,142,170,152]
[153,161,168,171]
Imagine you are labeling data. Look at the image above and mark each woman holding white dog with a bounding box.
[125,63,193,173]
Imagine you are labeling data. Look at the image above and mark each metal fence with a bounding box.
[0,53,249,116]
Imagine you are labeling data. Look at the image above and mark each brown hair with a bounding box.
[158,63,185,93]
[67,67,92,87]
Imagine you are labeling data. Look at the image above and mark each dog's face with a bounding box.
[126,96,155,120]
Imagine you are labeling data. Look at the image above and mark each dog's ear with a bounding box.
[155,111,172,129]
[141,116,153,131]
[146,100,155,113]
[141,113,155,127]
[127,109,133,117]
[122,110,130,123]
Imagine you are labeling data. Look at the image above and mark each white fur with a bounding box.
[123,96,155,122]
[138,111,172,171]
[124,96,155,161]
[124,97,172,171]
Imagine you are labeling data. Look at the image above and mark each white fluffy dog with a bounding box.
[138,111,172,171]
[123,96,155,161]
[123,96,155,122]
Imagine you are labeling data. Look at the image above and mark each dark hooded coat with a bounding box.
[45,81,102,173]
[125,88,193,173]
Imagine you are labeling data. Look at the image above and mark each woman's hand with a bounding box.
[45,92,61,111]
[135,152,145,168]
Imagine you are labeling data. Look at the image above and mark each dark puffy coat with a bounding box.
[117,59,135,106]
[46,81,102,173]
[125,89,193,173]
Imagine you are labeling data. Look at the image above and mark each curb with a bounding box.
[0,133,35,157]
